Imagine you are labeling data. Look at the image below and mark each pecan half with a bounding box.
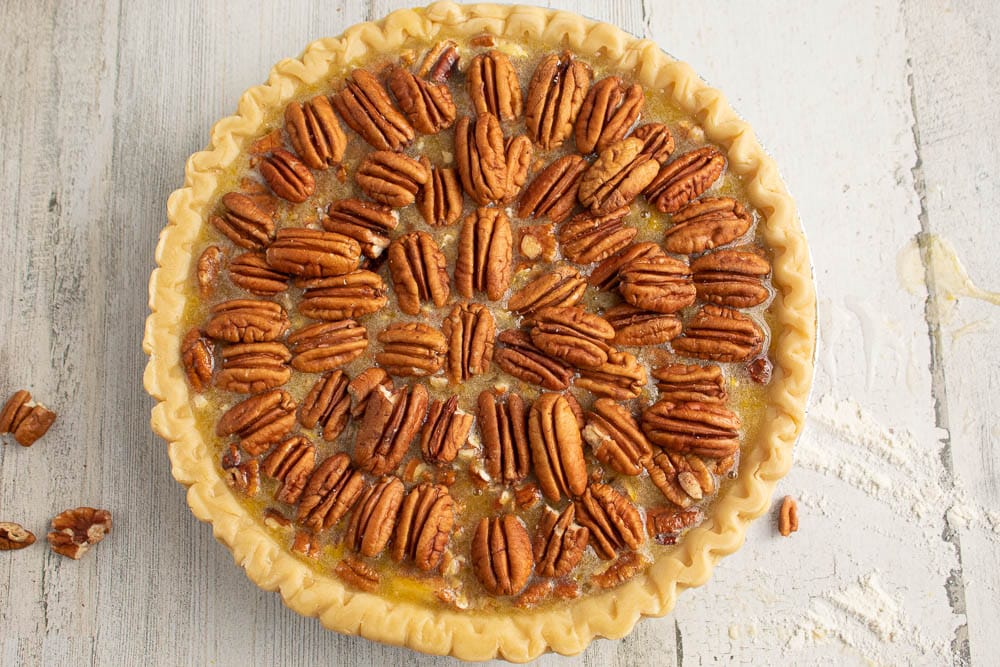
[376,322,447,378]
[221,445,260,496]
[647,507,702,544]
[387,231,450,315]
[645,146,726,214]
[417,40,459,82]
[260,148,315,203]
[347,368,393,418]
[387,64,456,135]
[47,508,112,560]
[632,122,675,163]
[583,399,652,476]
[671,305,763,362]
[323,199,399,259]
[477,390,531,484]
[646,450,715,507]
[665,197,752,255]
[518,154,589,223]
[261,435,315,504]
[619,255,696,314]
[494,329,574,391]
[332,69,414,151]
[346,476,405,558]
[530,306,614,369]
[210,192,275,249]
[528,392,588,502]
[299,370,351,441]
[421,396,474,464]
[604,303,681,347]
[416,160,464,227]
[285,95,346,169]
[471,515,534,596]
[588,241,665,291]
[0,522,35,550]
[573,483,644,560]
[578,138,659,215]
[454,113,529,205]
[216,341,291,393]
[228,252,288,296]
[575,77,644,155]
[454,208,512,301]
[641,399,741,457]
[779,496,799,536]
[288,320,368,372]
[297,453,367,532]
[297,271,388,321]
[356,150,430,208]
[557,206,636,264]
[525,51,592,149]
[691,249,771,307]
[265,228,362,278]
[353,383,429,475]
[575,349,646,400]
[204,299,289,343]
[216,389,297,455]
[652,363,728,403]
[335,556,380,592]
[507,265,586,320]
[533,505,589,578]
[442,302,495,384]
[197,245,224,297]
[467,50,522,120]
[392,483,455,572]
[179,329,213,392]
[592,551,650,589]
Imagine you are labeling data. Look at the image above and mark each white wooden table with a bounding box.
[1,1,997,664]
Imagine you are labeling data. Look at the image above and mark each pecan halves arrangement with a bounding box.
[646,450,715,508]
[332,69,414,151]
[518,154,589,223]
[297,270,388,321]
[416,160,464,227]
[664,197,752,255]
[47,508,112,559]
[323,199,399,259]
[574,484,644,560]
[588,241,665,291]
[671,304,764,362]
[392,483,455,571]
[691,249,772,307]
[1,389,57,447]
[477,390,532,484]
[356,150,430,208]
[387,231,450,315]
[575,349,646,400]
[216,389,297,456]
[467,50,523,120]
[288,320,369,372]
[645,146,726,214]
[376,322,447,378]
[210,192,275,249]
[604,304,682,347]
[533,505,589,578]
[530,306,615,369]
[454,208,513,301]
[421,396,474,464]
[618,256,697,314]
[353,383,429,475]
[442,302,495,384]
[284,96,346,170]
[525,51,592,149]
[471,515,534,596]
[575,76,644,155]
[528,392,588,502]
[454,113,529,205]
[641,399,741,458]
[197,246,224,297]
[266,228,362,278]
[652,363,728,403]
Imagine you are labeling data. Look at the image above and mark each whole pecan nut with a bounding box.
[652,363,728,403]
[575,76,644,155]
[573,483,644,560]
[299,370,351,441]
[387,64,457,135]
[442,302,495,384]
[346,476,405,557]
[203,299,290,343]
[645,450,715,508]
[632,122,675,163]
[507,265,586,320]
[671,304,763,362]
[665,197,752,255]
[332,69,414,151]
[518,154,589,223]
[353,383,429,475]
[578,138,659,215]
[471,515,534,596]
[210,192,275,249]
[588,241,665,291]
[493,329,574,391]
[467,50,522,120]
[265,228,362,278]
[288,320,369,373]
[376,322,447,378]
[387,231,450,315]
[47,507,112,559]
[296,453,367,532]
[216,341,291,393]
[0,522,36,550]
[284,95,347,169]
[216,389,297,455]
[533,504,589,578]
[197,245,224,297]
[356,150,430,208]
[228,252,289,296]
[582,398,652,476]
[525,51,592,149]
[528,392,588,502]
[454,208,513,301]
[347,368,393,418]
[297,270,388,321]
[529,306,615,369]
[416,160,464,227]
[392,483,455,571]
[641,399,741,457]
[618,255,696,314]
[557,206,636,264]
[645,146,726,214]
[260,148,315,203]
[261,435,316,504]
[691,248,771,307]
[575,349,646,400]
[604,303,682,347]
[323,199,399,259]
[477,390,532,484]
[421,396,474,464]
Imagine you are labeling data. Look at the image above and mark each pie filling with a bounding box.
[179,33,776,611]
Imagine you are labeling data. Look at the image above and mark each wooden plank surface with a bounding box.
[0,0,997,665]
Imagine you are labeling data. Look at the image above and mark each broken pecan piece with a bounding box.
[265,228,362,278]
[583,399,652,476]
[0,522,35,550]
[421,396,474,464]
[297,453,367,532]
[604,303,681,347]
[210,192,275,249]
[619,255,696,314]
[533,504,589,578]
[416,159,463,227]
[261,435,315,504]
[392,483,455,572]
[299,370,351,441]
[507,265,586,320]
[260,148,315,203]
[652,363,728,403]
[573,483,644,560]
[471,515,534,596]
[454,207,512,300]
[179,328,214,393]
[671,304,763,362]
[353,383,429,475]
[647,507,702,544]
[575,349,646,400]
[642,399,741,458]
[217,389,297,456]
[387,64,457,135]
[221,444,260,496]
[332,69,414,151]
[203,299,290,343]
[645,450,715,507]
[376,322,447,378]
[387,231,450,315]
[691,248,771,307]
[442,302,495,384]
[216,341,291,393]
[346,476,405,558]
[335,556,380,591]
[323,199,399,259]
[288,320,368,372]
[478,390,532,484]
[197,245,224,297]
[748,356,773,384]
[578,138,659,215]
[347,368,393,418]
[588,241,666,291]
[297,270,388,321]
[356,150,430,208]
[47,508,112,560]
[632,122,675,163]
[528,392,588,502]
[557,206,636,264]
[284,95,346,169]
[645,146,726,214]
[665,197,753,255]
[592,550,650,589]
[467,50,522,120]
[525,51,592,149]
[494,329,574,391]
[228,252,288,296]
[530,306,615,369]
[575,76,644,155]
[518,154,589,223]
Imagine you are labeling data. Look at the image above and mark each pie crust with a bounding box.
[143,2,816,660]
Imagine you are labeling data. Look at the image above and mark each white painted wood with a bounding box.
[0,0,996,664]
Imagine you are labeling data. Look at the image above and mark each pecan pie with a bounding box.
[144,3,815,661]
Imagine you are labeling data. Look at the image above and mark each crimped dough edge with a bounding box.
[142,2,816,661]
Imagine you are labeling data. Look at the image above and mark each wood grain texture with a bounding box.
[0,0,997,665]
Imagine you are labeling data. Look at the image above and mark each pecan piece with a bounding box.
[646,450,715,507]
[604,304,681,347]
[221,444,260,496]
[353,383,429,475]
[588,241,666,291]
[528,392,588,502]
[179,329,214,392]
[575,76,644,155]
[421,396,474,464]
[416,159,464,227]
[210,192,275,249]
[645,146,726,214]
[691,249,771,307]
[356,150,430,208]
[530,306,615,369]
[454,207,512,301]
[387,64,456,135]
[494,329,574,391]
[387,231,450,315]
[323,199,399,259]
[619,255,696,314]
[284,95,346,169]
[260,148,315,203]
[592,551,650,589]
[297,453,367,532]
[478,390,531,484]
[632,122,675,163]
[0,522,35,550]
[332,69,414,151]
[376,322,447,378]
[47,508,112,560]
[346,476,405,558]
[647,507,702,544]
[578,138,659,215]
[748,356,773,384]
[518,154,589,223]
[779,496,799,536]
[288,320,368,372]
[197,245,224,297]
[573,483,644,560]
[471,515,534,596]
[557,206,636,264]
[517,223,557,263]
[442,302,495,384]
[671,304,763,362]
[652,363,727,403]
[297,270,388,321]
[216,341,291,393]
[525,51,592,149]
[291,531,321,559]
[261,435,315,504]
[228,252,288,296]
[533,505,589,578]
[392,483,455,571]
[575,349,646,400]
[299,370,351,440]
[467,50,522,120]
[666,197,752,255]
[641,399,741,457]
[335,556,380,592]
[204,299,290,343]
[216,389,297,455]
[347,368,393,418]
[265,228,361,279]
[582,399,652,476]
[507,265,586,320]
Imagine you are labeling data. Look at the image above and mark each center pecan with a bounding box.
[618,255,696,314]
[507,265,587,321]
[287,320,369,372]
[467,50,523,121]
[454,208,513,301]
[421,396,474,464]
[323,199,399,259]
[494,329,574,391]
[557,206,636,264]
[347,476,405,558]
[204,299,290,343]
[441,302,495,384]
[455,113,531,205]
[297,453,367,532]
[216,341,291,393]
